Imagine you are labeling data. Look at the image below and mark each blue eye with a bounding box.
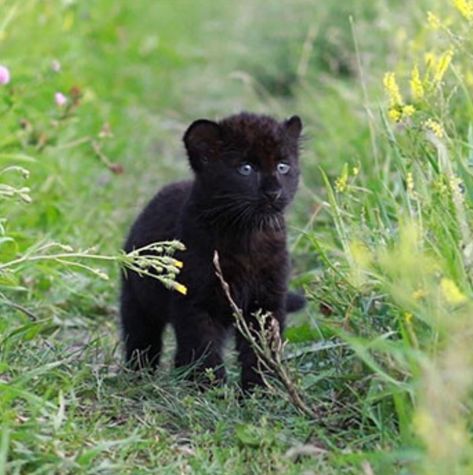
[237,163,253,176]
[277,163,290,174]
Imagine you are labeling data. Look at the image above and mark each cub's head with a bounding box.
[183,112,302,230]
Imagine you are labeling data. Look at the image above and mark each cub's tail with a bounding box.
[286,291,306,313]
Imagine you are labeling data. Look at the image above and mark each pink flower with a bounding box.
[0,65,11,85]
[55,92,67,107]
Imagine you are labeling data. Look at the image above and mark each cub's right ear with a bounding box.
[183,119,221,172]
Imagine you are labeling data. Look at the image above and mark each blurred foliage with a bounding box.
[1,0,473,474]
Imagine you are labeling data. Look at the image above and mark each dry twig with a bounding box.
[213,251,319,419]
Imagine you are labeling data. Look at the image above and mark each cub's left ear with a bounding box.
[183,119,222,172]
[284,115,303,140]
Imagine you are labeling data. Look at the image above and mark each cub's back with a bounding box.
[124,180,192,252]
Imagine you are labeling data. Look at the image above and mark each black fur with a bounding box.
[285,292,306,313]
[120,112,305,390]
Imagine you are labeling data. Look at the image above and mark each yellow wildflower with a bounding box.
[424,52,436,68]
[414,409,436,441]
[335,164,349,193]
[174,282,188,295]
[433,177,448,195]
[440,277,467,304]
[352,165,360,177]
[62,11,74,31]
[404,312,413,324]
[335,178,347,192]
[402,105,416,117]
[335,174,348,193]
[383,72,403,106]
[427,11,441,29]
[466,70,473,87]
[449,175,465,202]
[434,49,454,83]
[406,172,414,193]
[424,118,444,138]
[173,259,184,269]
[388,107,402,123]
[349,240,372,268]
[412,288,427,300]
[348,239,372,286]
[453,0,473,20]
[410,65,424,101]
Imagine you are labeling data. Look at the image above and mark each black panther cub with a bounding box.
[120,112,305,390]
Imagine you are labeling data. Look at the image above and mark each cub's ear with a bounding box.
[284,115,303,140]
[183,119,221,172]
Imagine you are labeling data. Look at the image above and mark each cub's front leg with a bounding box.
[172,301,227,385]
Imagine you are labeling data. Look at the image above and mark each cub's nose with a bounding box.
[263,189,282,202]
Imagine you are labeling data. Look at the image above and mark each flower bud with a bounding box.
[0,65,11,85]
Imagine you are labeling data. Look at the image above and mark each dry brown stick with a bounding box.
[213,251,319,419]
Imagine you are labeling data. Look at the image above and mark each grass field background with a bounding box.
[1,0,473,473]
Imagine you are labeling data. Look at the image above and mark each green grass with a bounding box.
[1,0,473,473]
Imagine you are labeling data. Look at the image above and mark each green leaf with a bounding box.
[285,322,319,343]
[0,154,36,163]
[235,424,264,448]
[0,426,9,475]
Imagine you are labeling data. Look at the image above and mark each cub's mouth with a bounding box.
[259,199,286,213]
